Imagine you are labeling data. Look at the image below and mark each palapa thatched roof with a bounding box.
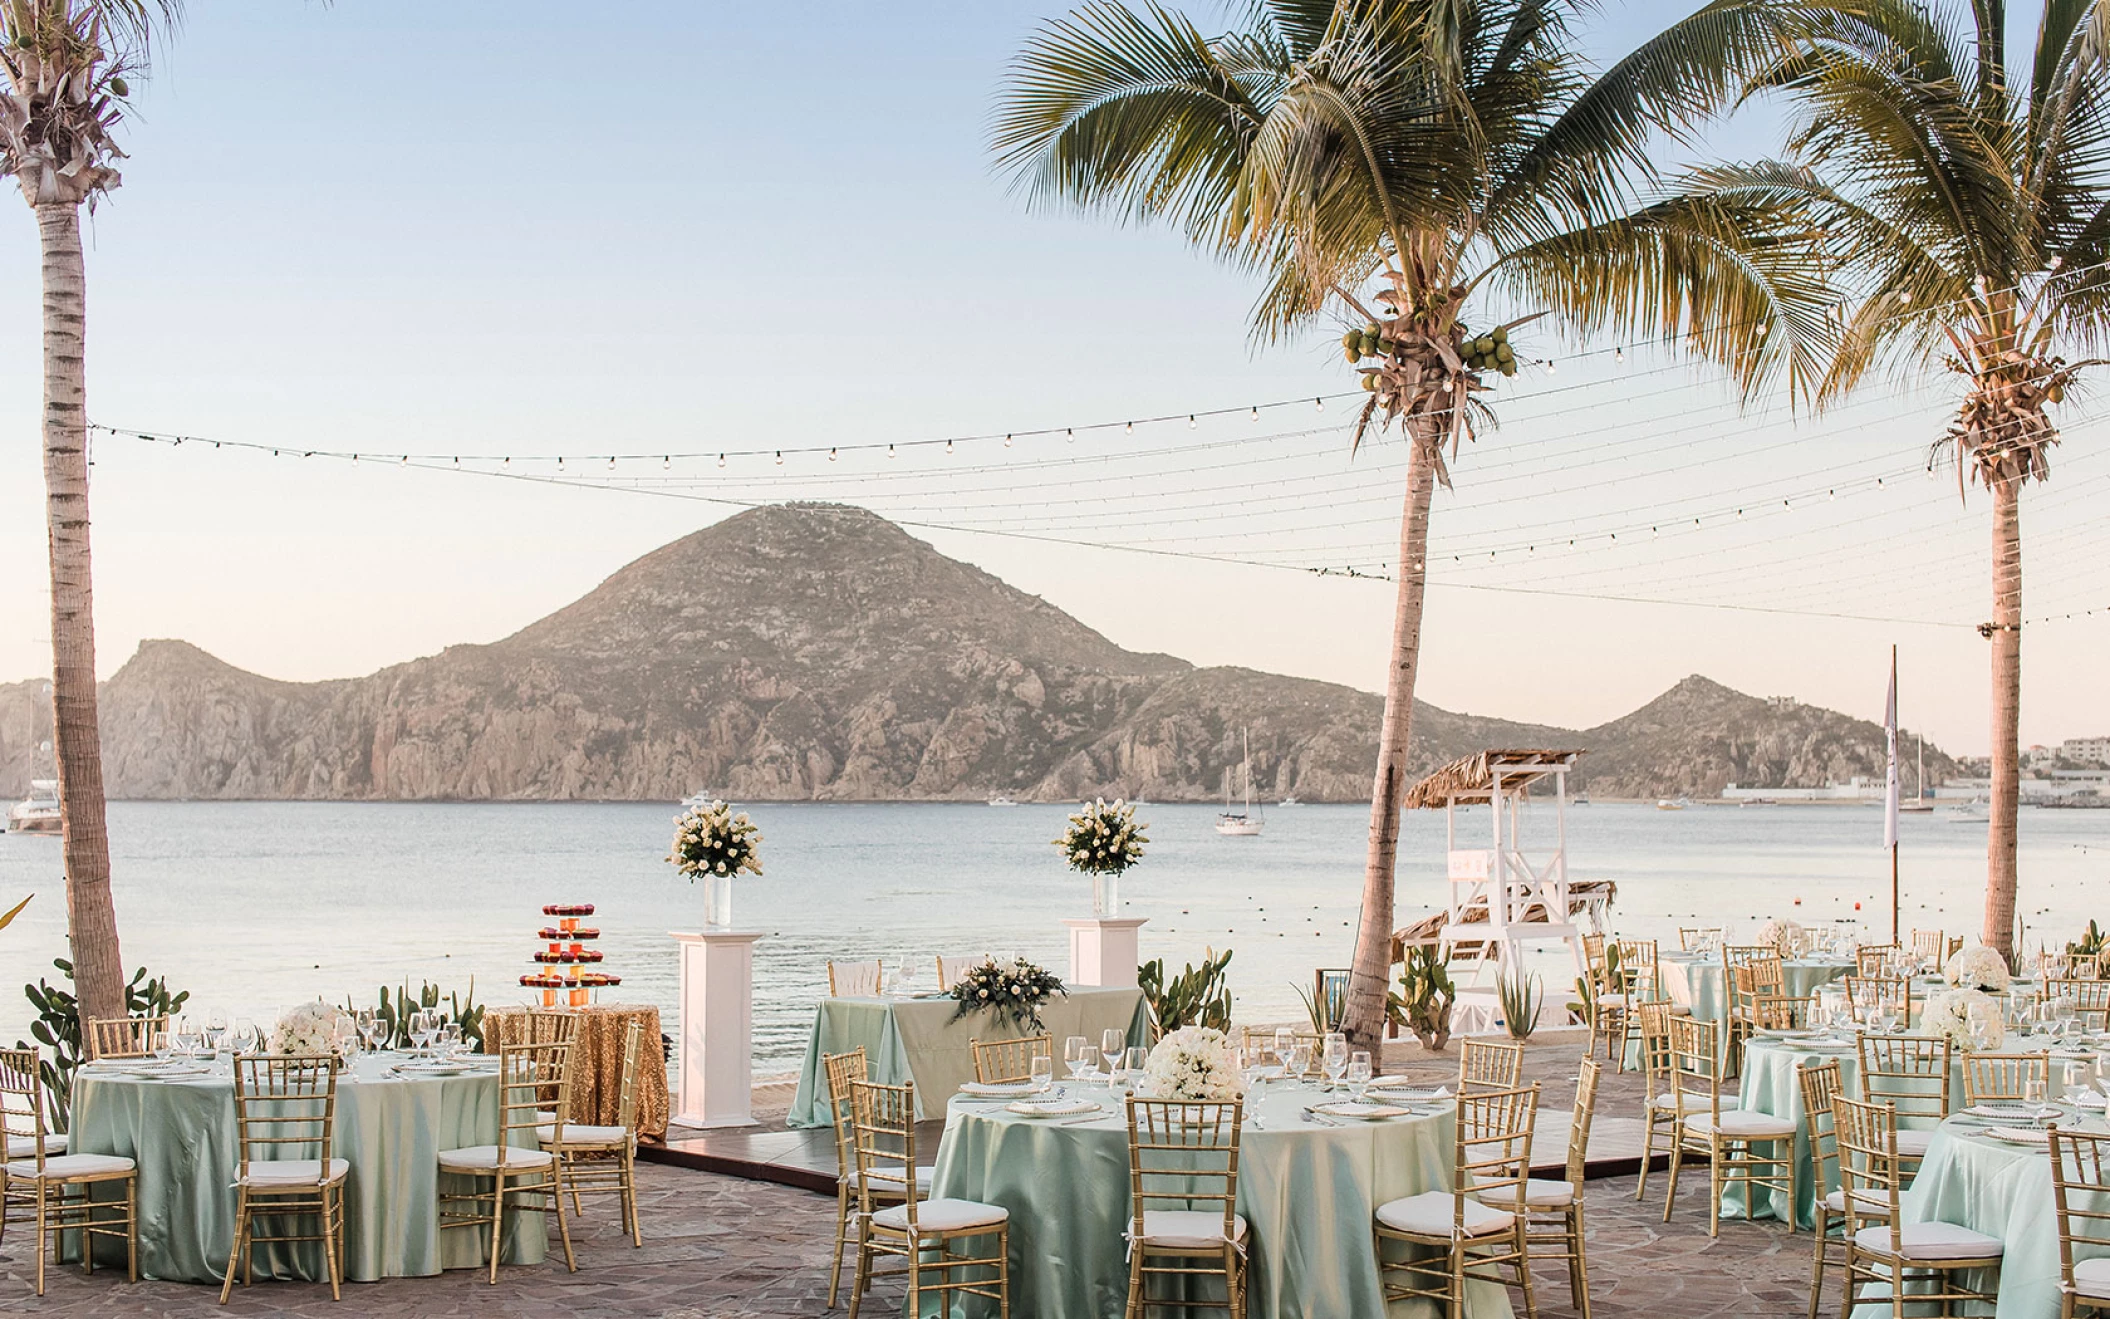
[1401,748,1584,810]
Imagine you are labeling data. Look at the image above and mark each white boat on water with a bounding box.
[680,791,718,809]
[1655,797,1692,811]
[1277,796,1301,807]
[1944,798,1991,823]
[5,780,60,835]
[1217,729,1263,836]
[986,793,1019,807]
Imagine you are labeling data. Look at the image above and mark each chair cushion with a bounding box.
[1653,1093,1740,1112]
[870,1197,1008,1233]
[537,1123,630,1146]
[1376,1191,1515,1238]
[3,1133,65,1159]
[4,1153,133,1180]
[1506,1178,1576,1209]
[1687,1110,1796,1139]
[844,1165,935,1194]
[437,1144,556,1173]
[239,1158,349,1188]
[1823,1188,1892,1217]
[1895,1128,1934,1157]
[2074,1256,2110,1300]
[1854,1222,2003,1262]
[1137,1209,1247,1249]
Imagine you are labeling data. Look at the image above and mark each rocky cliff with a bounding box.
[0,503,1956,802]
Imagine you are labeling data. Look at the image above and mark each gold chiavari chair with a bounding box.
[2050,1127,2110,1316]
[438,1038,576,1282]
[846,1081,1007,1319]
[1726,959,1785,1076]
[1617,938,1662,993]
[1910,930,1946,964]
[1799,1060,1890,1319]
[2050,979,2110,1030]
[1842,974,1913,1026]
[1124,1095,1246,1317]
[1856,944,1906,976]
[82,1014,166,1062]
[1375,1083,1540,1317]
[1237,1026,1323,1077]
[1834,1094,2001,1314]
[1962,1052,2049,1106]
[0,1046,136,1296]
[221,1054,348,1304]
[540,1019,644,1248]
[1678,927,1722,952]
[969,1035,1052,1086]
[1582,932,1608,981]
[1724,944,1776,970]
[2045,953,2105,981]
[1856,1034,1950,1173]
[1663,1016,1796,1236]
[1483,1058,1598,1318]
[829,960,884,997]
[1634,1001,1740,1203]
[1460,1038,1525,1094]
[1751,994,1817,1033]
[822,1048,930,1307]
[934,955,984,989]
[1946,935,1965,962]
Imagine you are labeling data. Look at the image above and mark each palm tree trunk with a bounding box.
[37,199,126,1027]
[1982,470,2022,962]
[1341,418,1440,1053]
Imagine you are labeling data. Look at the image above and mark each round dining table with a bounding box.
[69,1052,547,1283]
[928,1079,1513,1319]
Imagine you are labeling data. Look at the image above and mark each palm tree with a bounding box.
[0,0,179,1028]
[1745,0,2110,961]
[995,0,1833,1049]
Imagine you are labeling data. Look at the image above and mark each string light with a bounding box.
[717,453,726,468]
[774,450,783,465]
[887,444,896,459]
[945,439,954,454]
[1615,346,1626,363]
[1188,415,1197,428]
[1125,421,1133,433]
[1315,398,1325,411]
[1005,434,1013,447]
[828,447,838,462]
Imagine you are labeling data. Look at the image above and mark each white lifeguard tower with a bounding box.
[1398,748,1610,980]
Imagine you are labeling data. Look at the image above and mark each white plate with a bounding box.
[1984,1126,2053,1146]
[2077,1092,2107,1110]
[1366,1075,1417,1089]
[1369,1083,1451,1100]
[138,1065,214,1079]
[1966,1104,2057,1121]
[1005,1099,1099,1118]
[958,1081,1038,1098]
[394,1063,474,1077]
[1753,1029,1821,1040]
[1311,1101,1411,1120]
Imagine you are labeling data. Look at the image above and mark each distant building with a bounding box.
[2026,744,2059,769]
[2061,736,2110,767]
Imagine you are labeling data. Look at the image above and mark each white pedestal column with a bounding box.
[1063,917,1148,988]
[670,929,765,1129]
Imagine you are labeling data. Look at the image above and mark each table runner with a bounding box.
[787,986,1148,1127]
[484,1003,669,1141]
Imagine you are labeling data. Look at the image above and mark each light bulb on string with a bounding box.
[1125,421,1133,434]
[663,456,670,469]
[1615,346,1626,364]
[607,456,616,469]
[717,453,726,468]
[1545,360,1556,374]
[1250,406,1259,420]
[887,444,896,459]
[775,450,783,465]
[945,438,954,454]
[504,457,511,465]
[400,455,408,466]
[1188,415,1197,428]
[1314,397,1325,411]
[828,447,838,462]
[1004,434,1013,447]
[1065,428,1073,442]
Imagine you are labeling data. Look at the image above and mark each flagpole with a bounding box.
[1886,644,1901,944]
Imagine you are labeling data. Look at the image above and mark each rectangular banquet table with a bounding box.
[69,1054,547,1283]
[929,1081,1513,1319]
[484,1002,669,1141]
[786,987,1149,1127]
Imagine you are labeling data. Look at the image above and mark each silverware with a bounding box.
[1056,1112,1105,1126]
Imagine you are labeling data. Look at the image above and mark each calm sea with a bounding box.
[0,801,2102,1072]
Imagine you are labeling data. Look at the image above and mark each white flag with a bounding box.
[1884,649,1900,849]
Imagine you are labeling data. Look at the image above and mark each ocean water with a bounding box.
[0,801,2103,1073]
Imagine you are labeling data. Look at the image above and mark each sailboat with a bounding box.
[1899,736,1934,813]
[1215,729,1263,836]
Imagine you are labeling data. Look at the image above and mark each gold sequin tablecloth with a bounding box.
[484,1003,670,1142]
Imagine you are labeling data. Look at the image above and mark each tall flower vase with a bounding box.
[1093,871,1122,919]
[703,872,734,930]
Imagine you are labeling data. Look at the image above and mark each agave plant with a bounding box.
[1496,964,1543,1041]
[996,0,1834,1050]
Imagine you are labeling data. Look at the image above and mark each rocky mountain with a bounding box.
[0,503,1956,802]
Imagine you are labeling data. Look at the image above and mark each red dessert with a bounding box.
[541,903,596,917]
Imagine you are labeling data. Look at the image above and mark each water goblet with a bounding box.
[355,1008,378,1050]
[1029,1054,1055,1095]
[173,1017,202,1061]
[1102,1028,1126,1079]
[1237,1048,1268,1127]
[1273,1026,1295,1068]
[1123,1046,1148,1085]
[152,1027,172,1065]
[1347,1051,1373,1104]
[439,1021,463,1058]
[206,1008,230,1059]
[1322,1033,1349,1093]
[1064,1036,1093,1081]
[1289,1041,1314,1082]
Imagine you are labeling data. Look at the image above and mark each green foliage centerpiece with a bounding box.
[669,799,762,930]
[1056,797,1148,918]
[948,956,1067,1034]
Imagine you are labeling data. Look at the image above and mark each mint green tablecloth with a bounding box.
[929,1081,1514,1318]
[70,1055,546,1283]
[1657,954,1856,1025]
[1904,1115,2110,1318]
[787,987,1149,1128]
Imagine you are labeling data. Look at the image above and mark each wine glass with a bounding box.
[2026,1073,2049,1113]
[1272,1027,1295,1072]
[173,1016,202,1062]
[1289,1040,1314,1082]
[1064,1036,1093,1081]
[1322,1033,1350,1093]
[355,1008,379,1053]
[894,957,916,998]
[439,1021,463,1058]
[1029,1054,1055,1095]
[2064,1061,2092,1105]
[206,1008,230,1059]
[1237,1048,1268,1127]
[151,1026,173,1065]
[1101,1028,1126,1079]
[1123,1046,1148,1090]
[1347,1050,1374,1104]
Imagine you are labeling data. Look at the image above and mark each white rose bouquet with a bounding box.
[947,957,1066,1033]
[1944,944,2011,993]
[1056,799,1148,876]
[272,1000,352,1055]
[1141,1026,1241,1101]
[1754,919,1804,958]
[1923,988,2004,1050]
[669,800,763,880]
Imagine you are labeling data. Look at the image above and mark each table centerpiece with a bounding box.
[1056,797,1147,918]
[669,799,762,930]
[1141,1025,1241,1101]
[948,956,1066,1033]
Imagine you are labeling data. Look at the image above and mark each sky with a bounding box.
[0,1,2104,760]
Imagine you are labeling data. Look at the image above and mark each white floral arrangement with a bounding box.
[1923,987,2005,1050]
[1055,799,1148,876]
[669,800,763,880]
[272,1000,351,1055]
[1754,918,1804,957]
[1141,1026,1241,1102]
[1944,944,2011,993]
